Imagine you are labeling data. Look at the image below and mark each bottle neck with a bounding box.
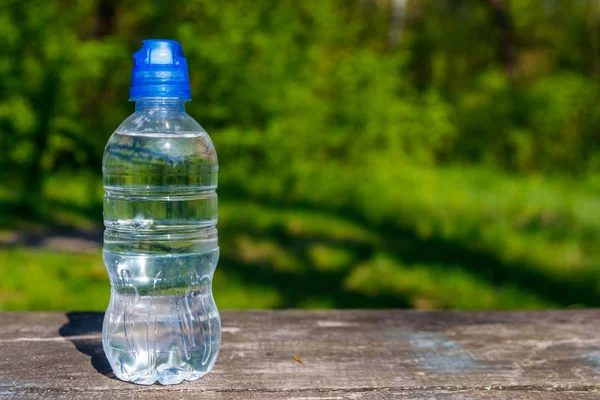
[134,98,187,112]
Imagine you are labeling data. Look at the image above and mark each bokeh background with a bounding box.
[0,0,599,310]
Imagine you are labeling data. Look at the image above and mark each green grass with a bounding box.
[0,248,282,311]
[1,166,599,310]
[0,248,108,310]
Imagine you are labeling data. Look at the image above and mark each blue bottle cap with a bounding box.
[130,39,191,100]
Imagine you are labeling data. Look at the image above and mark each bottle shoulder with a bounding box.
[103,110,218,171]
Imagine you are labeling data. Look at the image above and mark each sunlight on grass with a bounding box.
[0,248,108,311]
[0,248,281,310]
[344,254,552,310]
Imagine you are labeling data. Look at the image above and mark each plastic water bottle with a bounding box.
[102,39,220,385]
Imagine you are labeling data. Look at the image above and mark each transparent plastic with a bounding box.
[102,99,220,385]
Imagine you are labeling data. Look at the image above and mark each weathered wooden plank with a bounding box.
[2,388,600,400]
[1,310,600,399]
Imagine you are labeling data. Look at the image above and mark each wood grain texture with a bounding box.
[1,310,600,399]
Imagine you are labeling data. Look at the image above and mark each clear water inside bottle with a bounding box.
[102,128,220,385]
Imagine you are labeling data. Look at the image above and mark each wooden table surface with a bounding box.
[1,310,600,399]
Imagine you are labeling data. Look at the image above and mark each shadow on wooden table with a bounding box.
[58,312,115,379]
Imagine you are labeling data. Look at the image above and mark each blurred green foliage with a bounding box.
[0,0,599,310]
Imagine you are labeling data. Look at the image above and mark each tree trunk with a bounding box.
[96,0,118,37]
[389,0,407,48]
[487,0,516,78]
[23,66,60,211]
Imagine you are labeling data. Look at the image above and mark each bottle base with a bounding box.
[105,340,220,385]
[109,348,220,386]
[119,368,208,386]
